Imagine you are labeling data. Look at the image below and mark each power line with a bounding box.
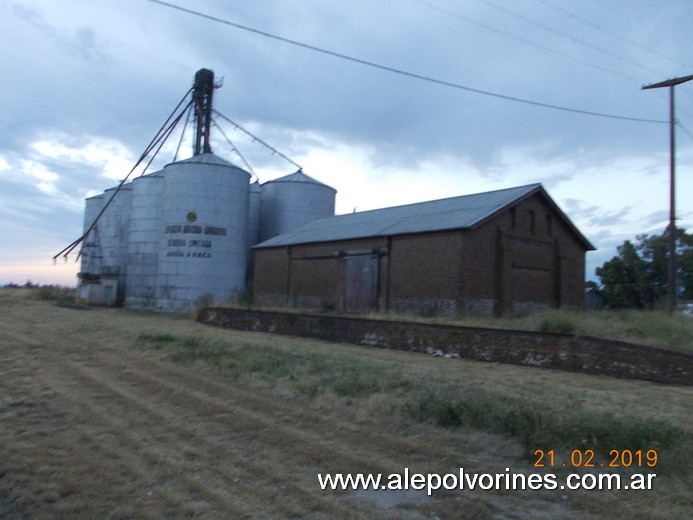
[679,122,693,143]
[416,0,693,126]
[148,0,666,124]
[409,0,638,82]
[536,0,692,70]
[474,0,662,77]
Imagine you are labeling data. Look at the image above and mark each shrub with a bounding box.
[537,311,576,335]
[404,386,683,454]
[195,293,215,310]
[33,284,75,304]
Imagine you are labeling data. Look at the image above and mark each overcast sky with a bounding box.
[1,0,692,286]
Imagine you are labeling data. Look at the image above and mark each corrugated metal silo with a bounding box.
[79,192,106,277]
[99,184,133,278]
[248,180,262,247]
[80,184,132,305]
[156,152,250,311]
[246,180,262,280]
[125,171,164,308]
[259,171,336,242]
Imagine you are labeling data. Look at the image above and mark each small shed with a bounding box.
[252,183,595,316]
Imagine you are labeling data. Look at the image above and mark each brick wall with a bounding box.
[388,232,463,310]
[197,307,693,385]
[251,193,590,316]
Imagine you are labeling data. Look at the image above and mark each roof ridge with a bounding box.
[328,183,541,219]
[254,183,551,249]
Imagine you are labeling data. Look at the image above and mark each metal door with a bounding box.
[342,255,379,313]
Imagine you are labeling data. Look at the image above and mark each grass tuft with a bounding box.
[361,307,693,351]
[136,332,176,349]
[137,332,176,343]
[30,285,76,306]
[404,387,682,454]
[403,386,685,454]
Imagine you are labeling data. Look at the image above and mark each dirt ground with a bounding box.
[0,292,689,519]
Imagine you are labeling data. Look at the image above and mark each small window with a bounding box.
[546,214,553,236]
[529,210,536,235]
[510,207,516,230]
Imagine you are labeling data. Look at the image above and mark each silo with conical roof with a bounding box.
[259,171,336,242]
[155,153,250,311]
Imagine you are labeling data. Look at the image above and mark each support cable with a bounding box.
[213,110,303,171]
[141,100,192,175]
[53,88,193,261]
[174,102,194,163]
[212,117,257,180]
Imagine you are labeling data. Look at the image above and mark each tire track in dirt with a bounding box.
[104,360,426,470]
[56,358,359,518]
[0,335,261,519]
[1,302,583,519]
[5,332,374,513]
[1,326,388,518]
[4,323,410,472]
[4,317,478,472]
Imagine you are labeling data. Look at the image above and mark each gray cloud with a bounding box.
[588,206,633,227]
[1,0,692,284]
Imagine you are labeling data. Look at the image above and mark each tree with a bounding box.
[596,228,692,309]
[597,240,650,308]
[678,231,693,299]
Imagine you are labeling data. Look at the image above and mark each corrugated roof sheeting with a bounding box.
[255,183,546,248]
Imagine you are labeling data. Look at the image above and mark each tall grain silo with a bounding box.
[67,67,320,309]
[78,184,133,305]
[248,180,262,248]
[259,171,336,242]
[99,184,133,278]
[79,192,106,278]
[246,180,262,280]
[125,171,164,308]
[155,153,250,311]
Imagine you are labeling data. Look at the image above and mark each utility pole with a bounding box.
[642,74,693,313]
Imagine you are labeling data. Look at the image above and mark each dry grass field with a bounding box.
[0,289,691,519]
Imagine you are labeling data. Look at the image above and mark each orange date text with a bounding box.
[533,449,658,468]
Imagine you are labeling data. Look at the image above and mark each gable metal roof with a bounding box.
[255,183,593,250]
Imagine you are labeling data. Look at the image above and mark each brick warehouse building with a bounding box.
[252,183,595,316]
